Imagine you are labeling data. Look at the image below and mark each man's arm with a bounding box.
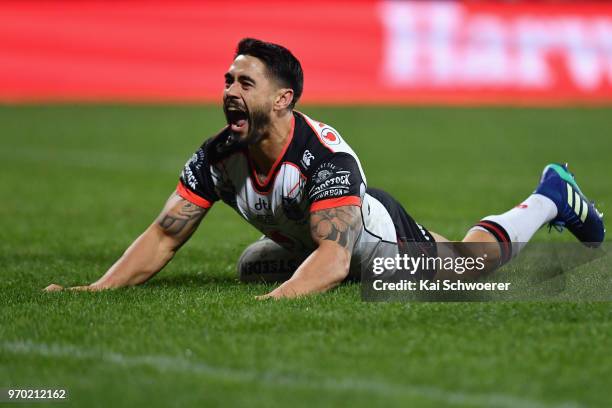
[257,205,362,299]
[44,192,209,292]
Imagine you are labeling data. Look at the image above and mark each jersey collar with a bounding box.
[246,113,296,192]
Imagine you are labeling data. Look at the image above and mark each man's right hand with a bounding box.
[43,191,209,292]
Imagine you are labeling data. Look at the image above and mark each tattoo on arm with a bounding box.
[310,205,362,250]
[157,194,207,237]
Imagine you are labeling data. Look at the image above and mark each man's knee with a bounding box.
[237,238,309,283]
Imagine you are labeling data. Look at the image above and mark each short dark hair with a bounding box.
[235,38,303,109]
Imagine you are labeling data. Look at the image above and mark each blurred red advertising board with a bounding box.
[1,0,611,105]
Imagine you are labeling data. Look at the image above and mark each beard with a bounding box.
[223,96,272,148]
[244,105,271,145]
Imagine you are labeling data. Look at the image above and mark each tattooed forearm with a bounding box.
[310,205,362,249]
[157,195,207,237]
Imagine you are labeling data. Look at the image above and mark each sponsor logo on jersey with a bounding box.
[254,197,271,212]
[181,149,206,190]
[186,149,205,169]
[309,167,352,200]
[181,166,198,190]
[320,127,341,145]
[300,150,315,168]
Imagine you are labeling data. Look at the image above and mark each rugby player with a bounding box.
[44,38,605,298]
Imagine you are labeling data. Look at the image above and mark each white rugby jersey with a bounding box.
[177,111,399,275]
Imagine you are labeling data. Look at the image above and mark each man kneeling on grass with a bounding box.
[45,38,605,299]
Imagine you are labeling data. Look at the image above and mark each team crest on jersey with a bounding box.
[314,169,333,184]
[282,196,305,221]
[320,127,341,145]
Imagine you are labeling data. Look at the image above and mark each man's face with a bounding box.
[223,55,278,143]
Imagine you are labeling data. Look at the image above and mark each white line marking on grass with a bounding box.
[1,340,582,408]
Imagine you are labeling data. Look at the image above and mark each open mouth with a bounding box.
[225,106,249,133]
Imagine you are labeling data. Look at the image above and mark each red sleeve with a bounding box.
[176,181,214,209]
[309,196,361,213]
[307,152,364,213]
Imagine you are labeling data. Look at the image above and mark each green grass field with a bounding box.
[1,105,611,407]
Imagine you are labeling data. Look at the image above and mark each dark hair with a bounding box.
[235,38,303,109]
